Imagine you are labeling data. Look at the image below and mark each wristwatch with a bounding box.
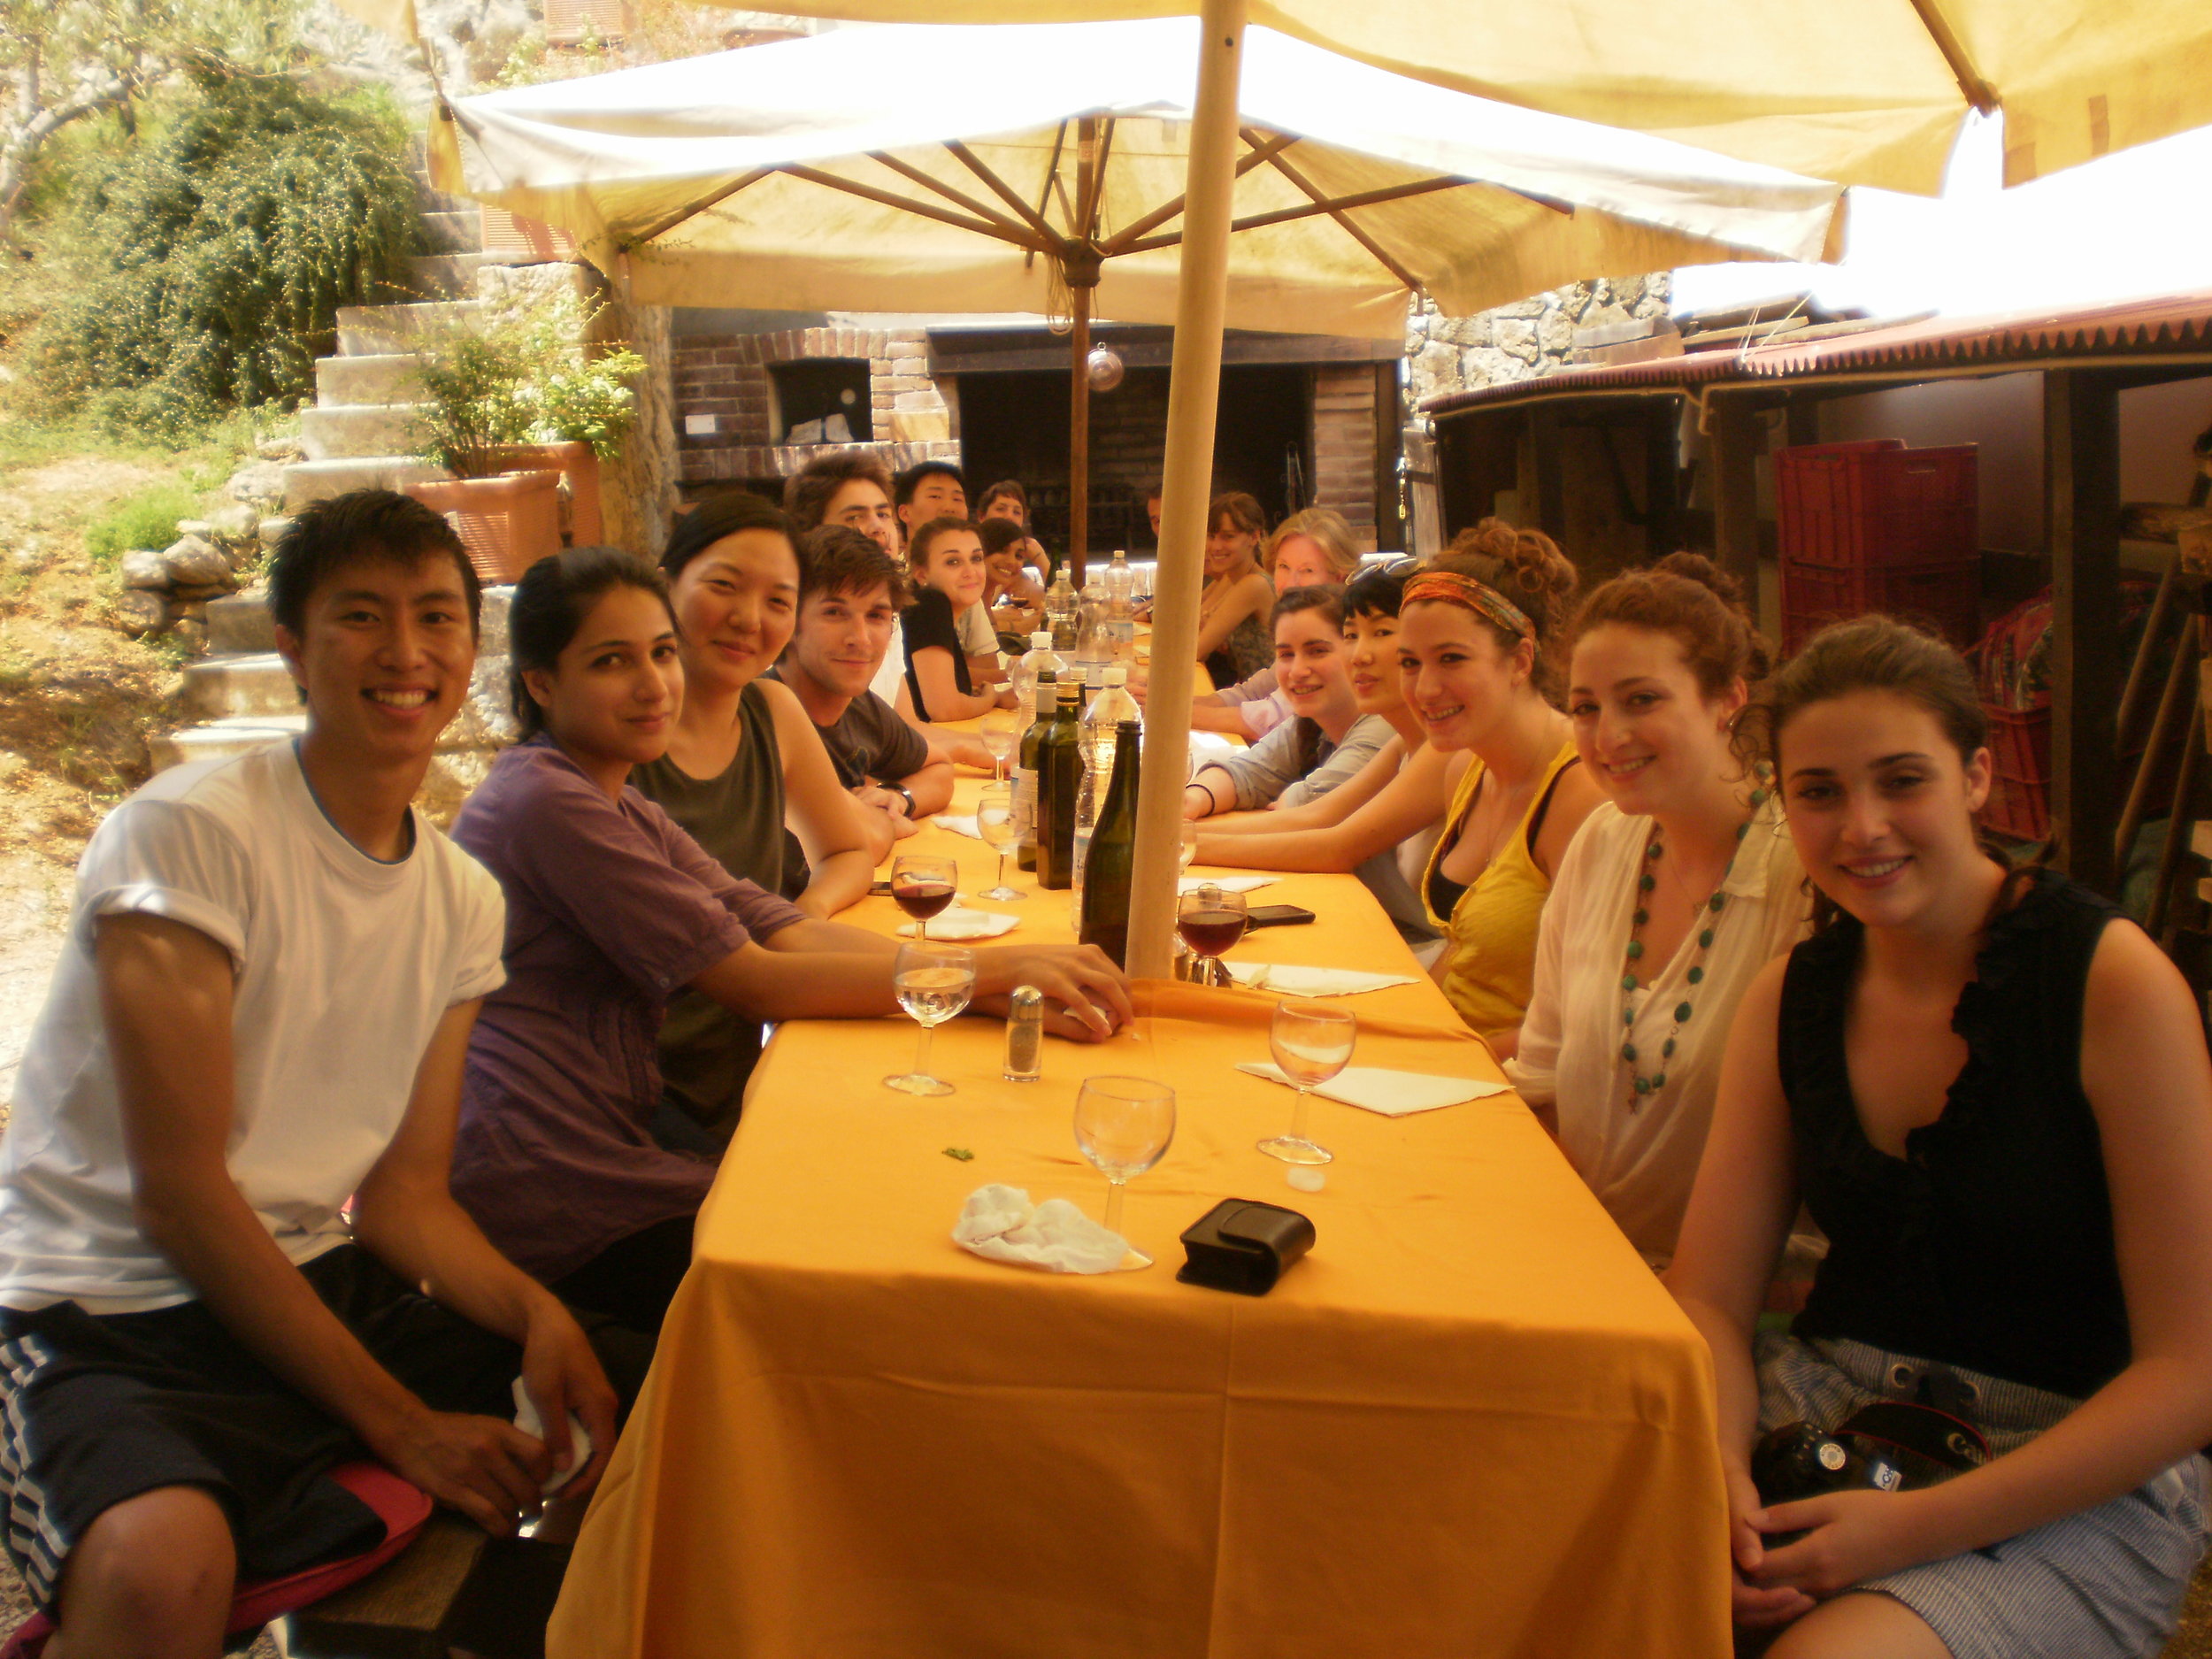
[886,782,917,816]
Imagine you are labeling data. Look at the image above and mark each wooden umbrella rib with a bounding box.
[943,138,1064,247]
[1240,125,1422,292]
[1904,0,2001,113]
[780,163,1042,249]
[1100,129,1298,254]
[866,150,1041,244]
[1087,115,1117,242]
[622,166,772,250]
[1121,173,1477,253]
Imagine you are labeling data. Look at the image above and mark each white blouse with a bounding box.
[1506,797,1809,1267]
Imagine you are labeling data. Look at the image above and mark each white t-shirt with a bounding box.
[956,599,1000,658]
[1506,796,1809,1268]
[868,614,907,709]
[0,741,506,1313]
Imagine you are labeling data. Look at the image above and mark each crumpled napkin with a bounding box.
[1234,1063,1512,1117]
[952,1183,1132,1273]
[931,815,982,838]
[1177,874,1277,894]
[511,1376,593,1497]
[898,904,1019,939]
[1226,962,1417,995]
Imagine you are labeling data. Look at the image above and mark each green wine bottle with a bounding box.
[1077,720,1142,967]
[1015,672,1056,873]
[1034,678,1084,890]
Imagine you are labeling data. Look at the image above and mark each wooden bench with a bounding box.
[279,1521,571,1659]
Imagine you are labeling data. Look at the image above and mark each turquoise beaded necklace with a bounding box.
[1618,787,1768,1110]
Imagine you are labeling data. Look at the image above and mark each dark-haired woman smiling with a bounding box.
[451,549,1133,1349]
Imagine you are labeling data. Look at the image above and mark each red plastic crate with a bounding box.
[1776,440,1979,568]
[1981,703,2050,842]
[1780,556,1981,657]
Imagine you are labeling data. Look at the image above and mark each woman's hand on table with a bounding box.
[1723,1461,1816,1630]
[972,943,1133,1040]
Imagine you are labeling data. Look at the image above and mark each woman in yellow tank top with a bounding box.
[1399,525,1604,1053]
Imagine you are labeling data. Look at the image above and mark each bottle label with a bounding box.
[1011,765,1037,840]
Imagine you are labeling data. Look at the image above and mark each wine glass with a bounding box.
[1177,885,1248,987]
[974,781,1024,902]
[891,853,957,941]
[1177,819,1199,875]
[979,714,1017,781]
[1073,1075,1177,1266]
[1258,999,1355,1165]
[884,941,976,1096]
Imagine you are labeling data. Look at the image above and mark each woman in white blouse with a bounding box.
[1507,555,1810,1266]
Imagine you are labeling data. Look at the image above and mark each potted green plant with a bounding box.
[408,291,644,580]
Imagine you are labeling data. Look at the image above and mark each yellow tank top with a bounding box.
[1422,739,1581,1041]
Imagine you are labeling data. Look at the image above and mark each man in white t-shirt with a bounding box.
[0,491,617,1651]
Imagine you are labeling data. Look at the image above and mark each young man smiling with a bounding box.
[0,492,618,1657]
[768,526,955,843]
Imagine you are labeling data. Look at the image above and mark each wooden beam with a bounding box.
[866,150,1043,246]
[780,165,1041,248]
[1709,399,1763,603]
[623,167,772,250]
[1121,174,1478,254]
[942,139,1063,245]
[2046,367,2124,894]
[1373,359,1404,550]
[1099,129,1296,255]
[1241,125,1423,293]
[1528,404,1564,542]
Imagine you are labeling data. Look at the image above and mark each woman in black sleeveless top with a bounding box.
[1667,618,2212,1659]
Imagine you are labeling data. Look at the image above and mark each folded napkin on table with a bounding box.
[898,904,1018,940]
[1235,1063,1512,1117]
[953,1183,1134,1273]
[1189,732,1239,756]
[931,815,981,838]
[1178,874,1277,894]
[1225,962,1417,995]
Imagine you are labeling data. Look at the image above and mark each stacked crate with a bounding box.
[1776,440,1980,656]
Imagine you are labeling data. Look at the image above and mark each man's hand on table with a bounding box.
[853,784,923,841]
[972,943,1133,1041]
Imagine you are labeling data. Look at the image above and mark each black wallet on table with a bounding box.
[1176,1199,1316,1295]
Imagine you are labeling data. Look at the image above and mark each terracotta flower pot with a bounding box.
[405,472,564,584]
[481,442,603,546]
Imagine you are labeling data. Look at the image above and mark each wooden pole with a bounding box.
[1071,282,1092,586]
[2115,611,2198,865]
[2046,367,2124,895]
[1710,398,1763,605]
[1125,0,1246,982]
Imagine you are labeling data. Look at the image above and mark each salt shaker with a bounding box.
[1003,985,1043,1082]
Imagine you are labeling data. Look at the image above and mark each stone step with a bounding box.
[150,715,304,773]
[422,209,481,253]
[282,457,448,511]
[300,403,433,462]
[316,352,424,408]
[181,653,297,720]
[336,301,482,357]
[207,589,276,655]
[408,251,495,298]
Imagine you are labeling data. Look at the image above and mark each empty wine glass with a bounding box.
[1073,1075,1177,1267]
[1258,998,1355,1165]
[891,853,957,941]
[975,781,1024,902]
[1177,819,1199,875]
[979,715,1018,781]
[884,941,976,1096]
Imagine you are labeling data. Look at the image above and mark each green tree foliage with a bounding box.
[25,72,424,435]
[413,290,647,477]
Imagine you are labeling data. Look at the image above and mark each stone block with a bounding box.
[227,461,289,509]
[1494,319,1541,364]
[114,590,167,635]
[207,503,259,546]
[1463,346,1531,386]
[164,536,233,587]
[1539,308,1576,357]
[1499,297,1549,319]
[257,516,294,549]
[120,550,172,591]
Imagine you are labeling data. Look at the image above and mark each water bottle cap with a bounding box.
[1029,632,1052,649]
[1103,666,1127,686]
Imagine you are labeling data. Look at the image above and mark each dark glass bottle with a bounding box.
[1034,679,1084,890]
[1015,672,1056,873]
[1077,720,1142,967]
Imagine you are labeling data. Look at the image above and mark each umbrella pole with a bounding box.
[1071,282,1091,586]
[1125,0,1246,982]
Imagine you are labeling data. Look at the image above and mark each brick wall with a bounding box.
[1312,365,1379,549]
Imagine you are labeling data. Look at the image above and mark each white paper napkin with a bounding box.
[930,814,981,839]
[1225,963,1417,995]
[1189,732,1239,756]
[898,904,1018,940]
[1178,874,1278,894]
[511,1376,593,1497]
[953,1183,1134,1273]
[1235,1063,1512,1117]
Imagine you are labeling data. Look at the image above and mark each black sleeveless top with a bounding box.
[1779,869,2128,1400]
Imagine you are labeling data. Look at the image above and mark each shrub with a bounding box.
[412,289,646,477]
[84,485,208,565]
[25,73,424,437]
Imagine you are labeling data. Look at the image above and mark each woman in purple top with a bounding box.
[453,549,1133,1341]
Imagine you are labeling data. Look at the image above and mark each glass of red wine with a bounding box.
[1176,884,1248,980]
[891,854,958,941]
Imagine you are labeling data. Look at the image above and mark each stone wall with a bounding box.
[1404,273,1673,414]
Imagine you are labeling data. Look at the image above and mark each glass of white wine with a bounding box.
[1257,998,1354,1165]
[1177,818,1199,876]
[883,941,976,1096]
[979,714,1018,781]
[1072,1075,1177,1267]
[974,780,1024,902]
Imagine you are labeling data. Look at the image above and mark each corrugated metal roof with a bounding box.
[1422,288,2212,418]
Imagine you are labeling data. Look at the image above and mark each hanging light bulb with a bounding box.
[1087,343,1125,392]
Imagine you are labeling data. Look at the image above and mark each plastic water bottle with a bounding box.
[1045,566,1079,653]
[1010,631,1060,735]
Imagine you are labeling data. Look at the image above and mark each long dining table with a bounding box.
[547,751,1733,1658]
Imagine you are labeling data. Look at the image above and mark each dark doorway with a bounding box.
[958,362,1313,555]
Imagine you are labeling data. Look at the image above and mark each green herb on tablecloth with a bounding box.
[942,1147,975,1161]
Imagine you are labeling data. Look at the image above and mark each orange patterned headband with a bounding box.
[1402,570,1533,641]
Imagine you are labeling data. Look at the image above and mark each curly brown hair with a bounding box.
[1567,551,1770,703]
[1411,518,1579,700]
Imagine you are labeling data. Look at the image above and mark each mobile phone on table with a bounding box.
[1245,903,1317,929]
[868,879,895,897]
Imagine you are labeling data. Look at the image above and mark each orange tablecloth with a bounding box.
[549,775,1732,1659]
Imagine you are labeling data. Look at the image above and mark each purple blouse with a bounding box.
[450,737,805,1281]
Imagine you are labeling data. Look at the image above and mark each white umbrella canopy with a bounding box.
[741,0,2212,195]
[430,17,1845,338]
